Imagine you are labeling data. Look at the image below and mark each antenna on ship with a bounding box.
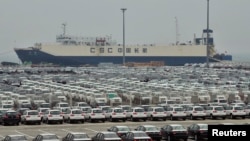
[175,17,180,45]
[62,23,67,35]
[206,0,210,68]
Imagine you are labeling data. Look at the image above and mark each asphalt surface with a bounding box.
[0,119,249,141]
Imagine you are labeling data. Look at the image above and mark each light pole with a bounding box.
[121,8,127,66]
[206,0,209,68]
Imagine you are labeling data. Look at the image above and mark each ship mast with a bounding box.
[175,17,180,45]
[62,23,67,36]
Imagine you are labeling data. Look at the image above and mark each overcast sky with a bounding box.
[0,0,250,63]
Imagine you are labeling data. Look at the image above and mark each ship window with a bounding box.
[134,48,139,53]
[108,48,112,53]
[90,48,95,53]
[126,48,131,53]
[100,48,104,53]
[118,48,123,53]
[143,48,147,53]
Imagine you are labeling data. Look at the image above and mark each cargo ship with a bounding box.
[14,25,232,66]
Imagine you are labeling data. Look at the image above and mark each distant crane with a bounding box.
[175,17,180,45]
[62,23,67,35]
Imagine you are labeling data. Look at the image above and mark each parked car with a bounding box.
[160,124,188,141]
[185,106,206,120]
[1,110,20,126]
[224,106,246,119]
[126,107,147,121]
[32,133,60,141]
[146,106,167,121]
[21,110,41,125]
[62,132,91,141]
[0,108,8,124]
[107,126,131,137]
[187,123,208,141]
[92,132,121,141]
[37,108,50,121]
[63,109,85,123]
[135,125,161,141]
[166,106,186,120]
[84,108,105,123]
[245,105,250,117]
[2,135,28,141]
[205,106,226,119]
[42,109,63,124]
[104,108,126,122]
[121,131,152,141]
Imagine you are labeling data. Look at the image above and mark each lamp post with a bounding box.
[121,8,127,66]
[206,0,209,68]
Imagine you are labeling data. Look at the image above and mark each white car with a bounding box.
[244,105,250,116]
[166,107,186,120]
[64,109,85,123]
[185,106,206,120]
[32,133,60,141]
[205,106,226,119]
[104,108,126,122]
[42,110,64,124]
[224,106,246,119]
[84,108,105,122]
[21,110,41,125]
[146,107,167,121]
[126,107,147,121]
[37,107,50,121]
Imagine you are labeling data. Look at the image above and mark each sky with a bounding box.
[0,0,250,63]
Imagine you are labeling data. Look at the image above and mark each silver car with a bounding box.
[32,133,60,141]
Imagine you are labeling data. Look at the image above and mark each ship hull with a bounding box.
[15,49,217,66]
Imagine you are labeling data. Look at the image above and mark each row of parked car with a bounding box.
[1,103,250,126]
[3,122,250,141]
[0,123,220,141]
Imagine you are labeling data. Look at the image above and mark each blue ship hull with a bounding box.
[14,49,230,66]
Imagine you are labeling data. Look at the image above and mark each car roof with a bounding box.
[8,135,26,137]
[115,126,129,128]
[168,124,183,126]
[141,125,157,127]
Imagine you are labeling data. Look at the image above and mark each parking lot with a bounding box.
[0,119,249,141]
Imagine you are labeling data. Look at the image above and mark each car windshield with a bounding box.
[72,110,82,114]
[118,127,130,131]
[172,125,185,130]
[235,107,243,110]
[74,134,89,138]
[28,112,38,115]
[102,107,110,111]
[104,133,118,138]
[194,107,203,111]
[41,109,49,112]
[60,104,69,107]
[215,107,224,111]
[93,110,102,113]
[146,127,158,131]
[135,109,144,112]
[134,132,148,137]
[123,107,131,111]
[174,108,183,111]
[199,125,208,130]
[10,136,27,141]
[3,105,12,108]
[155,108,164,112]
[219,100,227,103]
[50,111,60,115]
[43,135,59,139]
[7,112,17,115]
[79,103,88,107]
[114,109,123,113]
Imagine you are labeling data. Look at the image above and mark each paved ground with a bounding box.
[0,119,249,141]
